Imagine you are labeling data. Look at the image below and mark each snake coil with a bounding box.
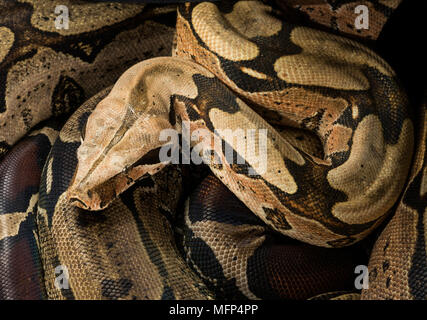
[0,0,425,300]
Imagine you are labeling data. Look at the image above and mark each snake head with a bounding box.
[67,59,173,210]
[67,57,213,210]
[67,94,171,210]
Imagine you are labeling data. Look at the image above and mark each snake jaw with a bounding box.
[68,161,168,211]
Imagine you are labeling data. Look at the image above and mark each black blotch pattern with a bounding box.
[168,96,176,125]
[382,260,390,273]
[175,73,241,130]
[161,285,175,300]
[183,230,246,300]
[364,67,409,145]
[101,278,133,299]
[187,174,264,226]
[263,207,292,230]
[51,75,85,118]
[120,182,172,289]
[385,277,391,288]
[264,158,377,237]
[370,267,378,281]
[38,137,80,228]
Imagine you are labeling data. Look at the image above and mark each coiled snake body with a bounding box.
[0,0,425,300]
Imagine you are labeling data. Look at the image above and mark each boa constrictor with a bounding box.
[0,0,425,300]
[69,0,414,247]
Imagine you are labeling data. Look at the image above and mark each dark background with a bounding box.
[376,0,427,108]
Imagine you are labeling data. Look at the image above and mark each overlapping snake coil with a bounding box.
[0,0,425,300]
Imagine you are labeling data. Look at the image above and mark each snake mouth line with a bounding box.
[68,196,89,210]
